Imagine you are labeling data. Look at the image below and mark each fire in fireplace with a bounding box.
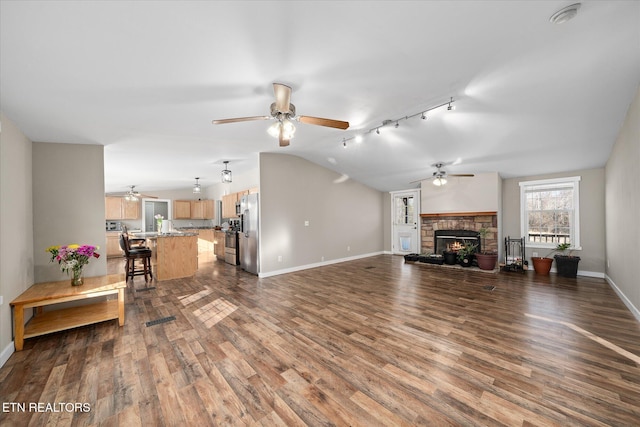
[434,230,481,255]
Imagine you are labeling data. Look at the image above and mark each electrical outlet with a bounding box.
[0,296,3,305]
[321,256,325,262]
[532,252,538,258]
[304,220,309,227]
[347,246,351,252]
[277,255,282,262]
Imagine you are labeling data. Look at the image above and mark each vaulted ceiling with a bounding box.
[1,1,639,193]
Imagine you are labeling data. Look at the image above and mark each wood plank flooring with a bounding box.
[1,255,640,426]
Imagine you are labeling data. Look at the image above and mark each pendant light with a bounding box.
[192,177,201,194]
[221,161,232,183]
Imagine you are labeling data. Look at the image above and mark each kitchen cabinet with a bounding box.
[174,199,215,219]
[105,197,140,220]
[221,193,238,219]
[214,230,226,260]
[106,232,123,258]
[174,200,191,219]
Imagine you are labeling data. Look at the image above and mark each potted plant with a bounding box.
[554,242,581,278]
[474,228,498,271]
[457,242,477,267]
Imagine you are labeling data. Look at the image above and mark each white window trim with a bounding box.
[519,176,581,250]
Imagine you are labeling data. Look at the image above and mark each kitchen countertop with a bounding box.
[131,231,198,238]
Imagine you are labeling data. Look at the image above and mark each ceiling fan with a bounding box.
[109,185,155,201]
[212,83,349,147]
[411,162,475,186]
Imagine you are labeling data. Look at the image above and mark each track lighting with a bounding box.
[340,96,455,147]
[221,161,232,183]
[447,97,455,111]
[193,177,201,194]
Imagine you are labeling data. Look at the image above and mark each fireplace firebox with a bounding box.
[434,230,481,255]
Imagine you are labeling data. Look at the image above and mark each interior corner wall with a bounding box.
[0,113,34,363]
[259,153,385,275]
[32,142,107,282]
[605,85,640,318]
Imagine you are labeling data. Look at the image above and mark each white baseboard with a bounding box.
[0,341,14,369]
[259,251,384,278]
[605,274,640,322]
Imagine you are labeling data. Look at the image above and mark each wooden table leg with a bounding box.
[117,288,125,326]
[14,304,24,351]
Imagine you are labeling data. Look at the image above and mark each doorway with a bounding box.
[142,199,171,232]
[391,190,420,255]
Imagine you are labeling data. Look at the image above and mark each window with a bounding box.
[519,176,581,249]
[394,195,415,225]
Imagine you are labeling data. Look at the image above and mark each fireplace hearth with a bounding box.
[419,212,498,255]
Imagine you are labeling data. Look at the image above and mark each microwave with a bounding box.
[106,221,121,231]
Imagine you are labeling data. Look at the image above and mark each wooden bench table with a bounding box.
[10,274,126,351]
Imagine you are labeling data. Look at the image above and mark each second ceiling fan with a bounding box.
[412,162,475,186]
[213,83,349,147]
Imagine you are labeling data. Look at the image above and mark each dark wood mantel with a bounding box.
[420,211,497,218]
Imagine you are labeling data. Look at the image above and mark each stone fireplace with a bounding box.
[420,212,498,255]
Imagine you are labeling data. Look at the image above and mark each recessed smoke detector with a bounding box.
[550,3,581,24]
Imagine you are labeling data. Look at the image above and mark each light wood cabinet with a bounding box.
[105,197,140,220]
[122,199,140,219]
[105,197,123,219]
[174,199,216,219]
[106,232,123,258]
[214,230,226,260]
[174,200,191,219]
[222,193,238,219]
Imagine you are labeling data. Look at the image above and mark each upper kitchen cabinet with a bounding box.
[222,193,239,218]
[105,197,140,220]
[174,200,191,219]
[174,199,216,219]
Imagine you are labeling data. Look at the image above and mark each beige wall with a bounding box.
[0,113,34,363]
[502,167,606,276]
[606,85,640,318]
[259,153,385,275]
[33,142,107,282]
[420,172,501,214]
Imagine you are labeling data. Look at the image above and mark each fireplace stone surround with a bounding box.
[420,212,498,255]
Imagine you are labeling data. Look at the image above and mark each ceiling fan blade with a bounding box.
[273,83,292,113]
[410,177,435,184]
[212,116,270,125]
[449,174,475,177]
[298,115,349,130]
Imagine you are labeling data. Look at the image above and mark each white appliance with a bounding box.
[239,193,259,275]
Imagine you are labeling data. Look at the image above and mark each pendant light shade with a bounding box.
[221,161,232,183]
[193,177,201,194]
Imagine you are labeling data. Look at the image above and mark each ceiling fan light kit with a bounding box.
[124,185,140,201]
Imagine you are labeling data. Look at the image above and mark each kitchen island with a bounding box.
[131,232,198,281]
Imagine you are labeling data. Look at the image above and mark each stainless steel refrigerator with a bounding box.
[239,193,259,275]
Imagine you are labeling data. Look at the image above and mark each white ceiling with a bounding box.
[1,1,639,193]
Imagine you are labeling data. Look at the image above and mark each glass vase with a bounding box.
[71,269,84,286]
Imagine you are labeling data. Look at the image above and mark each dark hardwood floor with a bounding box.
[1,254,639,426]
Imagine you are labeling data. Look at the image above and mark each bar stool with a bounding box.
[119,233,153,282]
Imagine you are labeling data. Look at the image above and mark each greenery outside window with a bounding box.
[519,176,581,249]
